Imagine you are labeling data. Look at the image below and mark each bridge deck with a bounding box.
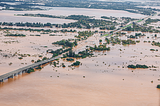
[0,56,61,82]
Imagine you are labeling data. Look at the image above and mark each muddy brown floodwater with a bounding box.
[0,7,145,24]
[0,7,159,105]
[0,30,160,106]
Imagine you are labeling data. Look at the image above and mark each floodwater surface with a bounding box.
[0,7,159,105]
[0,30,160,106]
[0,7,145,24]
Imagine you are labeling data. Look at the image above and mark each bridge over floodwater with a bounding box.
[0,56,61,82]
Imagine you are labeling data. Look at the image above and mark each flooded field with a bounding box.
[0,57,159,106]
[0,7,160,106]
[0,7,145,24]
[0,29,160,105]
[0,11,76,24]
[138,6,160,10]
[0,30,76,74]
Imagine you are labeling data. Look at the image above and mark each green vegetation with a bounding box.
[15,14,114,29]
[50,31,95,59]
[137,19,143,23]
[52,39,77,48]
[122,17,137,21]
[122,39,136,45]
[51,31,94,50]
[75,31,94,40]
[103,34,109,37]
[61,44,110,60]
[62,49,93,59]
[66,58,74,61]
[127,65,136,69]
[136,40,140,43]
[99,39,102,43]
[62,63,66,68]
[47,48,72,57]
[150,49,155,51]
[35,66,42,69]
[61,18,113,29]
[42,57,48,61]
[144,41,147,43]
[0,22,53,28]
[155,34,157,37]
[31,60,34,62]
[18,57,23,59]
[105,37,137,45]
[0,27,77,33]
[27,68,35,73]
[53,62,57,67]
[101,16,110,19]
[5,34,26,37]
[17,54,30,58]
[122,24,133,29]
[143,18,160,26]
[71,61,81,66]
[123,23,160,33]
[157,85,160,89]
[66,15,91,20]
[0,27,51,33]
[39,55,43,58]
[90,45,110,51]
[127,33,146,39]
[100,26,116,30]
[127,64,149,69]
[17,14,91,20]
[35,59,41,63]
[58,29,77,33]
[16,13,65,19]
[34,57,49,63]
[152,41,160,47]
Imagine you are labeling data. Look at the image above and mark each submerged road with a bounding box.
[0,56,61,82]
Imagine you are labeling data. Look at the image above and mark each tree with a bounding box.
[155,34,157,37]
[74,40,78,46]
[53,62,56,67]
[99,39,102,43]
[27,68,34,73]
[68,50,75,57]
[71,61,81,66]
